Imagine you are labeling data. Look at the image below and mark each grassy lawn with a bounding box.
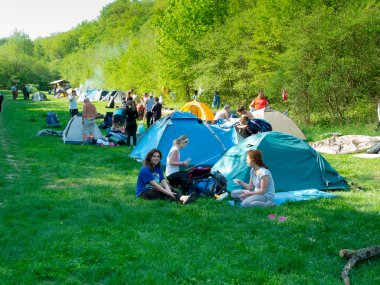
[0,91,379,285]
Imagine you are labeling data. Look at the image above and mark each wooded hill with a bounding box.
[0,0,378,123]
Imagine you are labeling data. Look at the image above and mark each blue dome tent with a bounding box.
[130,112,240,167]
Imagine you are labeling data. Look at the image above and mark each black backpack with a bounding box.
[189,171,227,197]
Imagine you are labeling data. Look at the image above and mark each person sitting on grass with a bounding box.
[136,149,196,204]
[166,135,192,193]
[231,150,275,208]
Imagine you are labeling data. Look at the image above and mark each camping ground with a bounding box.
[0,91,379,284]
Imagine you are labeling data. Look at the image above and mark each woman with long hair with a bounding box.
[136,149,196,204]
[231,150,275,207]
[166,135,191,193]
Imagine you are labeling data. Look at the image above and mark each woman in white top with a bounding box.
[166,135,191,193]
[231,150,275,208]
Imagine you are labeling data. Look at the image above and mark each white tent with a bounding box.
[101,91,117,102]
[251,109,306,140]
[77,89,96,102]
[62,115,103,144]
[32,92,48,101]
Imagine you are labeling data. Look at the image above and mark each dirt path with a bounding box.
[0,113,22,183]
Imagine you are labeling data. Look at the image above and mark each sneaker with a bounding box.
[183,193,197,204]
[215,192,228,201]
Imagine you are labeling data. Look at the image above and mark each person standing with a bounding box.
[0,93,4,112]
[192,90,198,100]
[11,84,18,100]
[145,93,154,128]
[68,90,79,117]
[21,85,28,100]
[125,100,138,147]
[82,98,97,140]
[249,90,268,112]
[151,97,162,124]
[212,91,221,109]
[231,150,275,208]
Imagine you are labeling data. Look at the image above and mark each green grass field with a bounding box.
[0,91,379,285]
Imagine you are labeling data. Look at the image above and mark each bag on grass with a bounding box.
[189,171,227,197]
[46,112,61,127]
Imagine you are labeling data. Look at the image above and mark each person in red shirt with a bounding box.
[249,90,268,112]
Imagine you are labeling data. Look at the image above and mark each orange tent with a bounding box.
[179,100,214,121]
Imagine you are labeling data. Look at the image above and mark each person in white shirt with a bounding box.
[145,93,155,128]
[231,150,276,208]
[68,90,78,117]
[166,135,192,193]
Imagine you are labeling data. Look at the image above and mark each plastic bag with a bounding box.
[137,123,146,135]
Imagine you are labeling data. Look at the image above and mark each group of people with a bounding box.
[10,84,32,100]
[211,91,272,138]
[135,89,275,207]
[136,136,275,208]
[109,90,163,146]
[139,92,162,128]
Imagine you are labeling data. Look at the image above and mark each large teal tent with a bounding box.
[130,112,240,167]
[211,132,348,192]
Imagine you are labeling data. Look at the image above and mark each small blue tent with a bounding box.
[211,132,348,192]
[130,112,239,167]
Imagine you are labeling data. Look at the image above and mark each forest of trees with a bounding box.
[0,0,378,123]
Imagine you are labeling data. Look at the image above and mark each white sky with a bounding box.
[0,0,115,40]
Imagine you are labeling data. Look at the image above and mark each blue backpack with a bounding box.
[189,171,227,197]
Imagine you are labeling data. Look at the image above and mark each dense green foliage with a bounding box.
[0,92,379,284]
[0,0,379,123]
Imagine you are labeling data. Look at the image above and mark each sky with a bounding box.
[0,0,115,40]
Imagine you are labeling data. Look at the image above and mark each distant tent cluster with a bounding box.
[74,89,125,108]
[77,89,108,102]
[56,94,349,193]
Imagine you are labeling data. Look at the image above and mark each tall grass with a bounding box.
[0,91,379,285]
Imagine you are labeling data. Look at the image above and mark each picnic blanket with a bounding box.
[227,189,338,207]
[273,189,338,205]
